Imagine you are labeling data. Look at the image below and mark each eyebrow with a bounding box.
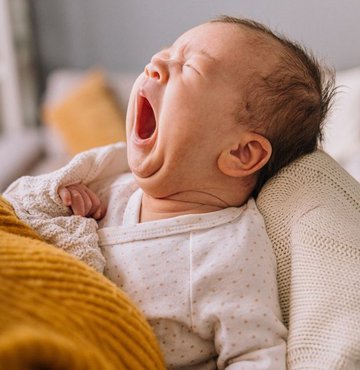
[198,48,218,63]
[182,43,219,64]
[161,44,218,64]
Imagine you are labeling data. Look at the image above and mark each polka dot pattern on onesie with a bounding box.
[99,193,287,369]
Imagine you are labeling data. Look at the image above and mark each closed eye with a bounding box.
[184,63,200,75]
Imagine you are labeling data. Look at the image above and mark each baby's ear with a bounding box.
[217,132,272,178]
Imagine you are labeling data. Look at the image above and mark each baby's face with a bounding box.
[126,22,256,197]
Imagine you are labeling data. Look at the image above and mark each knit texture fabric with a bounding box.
[257,149,360,370]
[0,196,165,370]
[3,142,129,273]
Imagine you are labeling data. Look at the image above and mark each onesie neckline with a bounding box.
[98,188,246,246]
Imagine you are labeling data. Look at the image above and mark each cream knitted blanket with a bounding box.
[257,149,360,370]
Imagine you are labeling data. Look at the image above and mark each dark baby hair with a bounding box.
[212,16,336,196]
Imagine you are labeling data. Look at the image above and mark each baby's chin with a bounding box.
[133,174,174,199]
[128,157,161,181]
[130,159,184,199]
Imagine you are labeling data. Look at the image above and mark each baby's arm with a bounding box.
[194,200,287,369]
[218,204,287,369]
[215,253,287,370]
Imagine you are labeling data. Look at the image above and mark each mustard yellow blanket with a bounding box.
[0,196,165,370]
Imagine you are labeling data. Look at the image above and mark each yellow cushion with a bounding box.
[43,71,126,155]
[0,196,165,370]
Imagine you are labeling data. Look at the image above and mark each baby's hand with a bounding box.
[58,183,106,220]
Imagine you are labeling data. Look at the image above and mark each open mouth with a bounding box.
[136,95,156,140]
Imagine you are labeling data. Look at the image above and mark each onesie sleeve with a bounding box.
[192,200,287,370]
[3,143,129,273]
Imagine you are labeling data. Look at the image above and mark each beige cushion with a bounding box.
[257,149,360,369]
[43,70,126,156]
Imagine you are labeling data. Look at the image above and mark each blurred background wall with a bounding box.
[31,0,360,81]
[1,0,360,190]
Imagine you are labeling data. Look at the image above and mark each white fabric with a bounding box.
[98,188,287,370]
[257,149,360,370]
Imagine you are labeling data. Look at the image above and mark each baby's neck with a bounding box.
[140,191,229,222]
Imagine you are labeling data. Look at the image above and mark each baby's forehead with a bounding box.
[215,23,281,67]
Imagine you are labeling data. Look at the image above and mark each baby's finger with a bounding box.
[93,202,107,220]
[58,187,72,206]
[68,188,85,216]
[82,186,101,216]
[73,185,93,216]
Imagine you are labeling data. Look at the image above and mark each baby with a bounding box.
[4,16,334,370]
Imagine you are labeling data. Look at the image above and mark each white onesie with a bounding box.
[96,173,287,369]
[4,143,287,369]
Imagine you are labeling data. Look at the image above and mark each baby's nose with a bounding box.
[144,57,169,83]
[144,63,160,80]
